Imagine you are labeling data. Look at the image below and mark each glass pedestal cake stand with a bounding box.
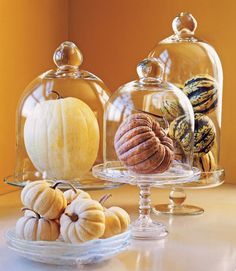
[152,168,224,216]
[93,161,200,240]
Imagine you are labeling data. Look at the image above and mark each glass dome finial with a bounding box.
[53,41,83,69]
[172,12,197,36]
[137,58,164,81]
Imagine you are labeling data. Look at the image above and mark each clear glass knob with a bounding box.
[137,58,164,82]
[53,41,83,70]
[172,12,197,36]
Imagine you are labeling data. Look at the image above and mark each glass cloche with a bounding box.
[148,12,224,215]
[7,41,114,189]
[103,58,196,177]
[93,58,200,239]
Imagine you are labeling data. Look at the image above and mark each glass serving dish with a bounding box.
[4,41,123,191]
[5,228,131,266]
[148,12,224,215]
[93,58,200,239]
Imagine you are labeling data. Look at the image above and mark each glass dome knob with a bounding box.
[172,12,197,35]
[53,41,83,69]
[137,58,164,81]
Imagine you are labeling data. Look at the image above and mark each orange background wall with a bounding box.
[0,0,235,194]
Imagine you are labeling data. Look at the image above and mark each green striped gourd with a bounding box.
[169,115,193,153]
[194,113,216,156]
[169,113,216,156]
[160,100,184,122]
[183,74,218,114]
[193,151,217,172]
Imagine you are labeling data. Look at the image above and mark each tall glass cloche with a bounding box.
[7,41,111,188]
[149,12,224,215]
[93,58,200,239]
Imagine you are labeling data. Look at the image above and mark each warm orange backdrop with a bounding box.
[0,0,235,194]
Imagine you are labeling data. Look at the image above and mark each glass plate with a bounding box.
[5,229,131,265]
[4,174,123,191]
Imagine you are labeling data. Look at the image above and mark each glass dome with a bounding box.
[11,41,110,186]
[149,12,223,176]
[103,57,196,181]
[148,12,224,215]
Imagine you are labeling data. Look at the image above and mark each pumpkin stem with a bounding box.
[50,90,63,99]
[99,194,112,205]
[21,207,40,219]
[65,212,79,222]
[51,181,77,193]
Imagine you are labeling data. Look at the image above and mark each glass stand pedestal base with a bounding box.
[131,216,168,239]
[152,204,204,216]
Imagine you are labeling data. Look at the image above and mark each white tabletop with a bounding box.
[0,184,235,271]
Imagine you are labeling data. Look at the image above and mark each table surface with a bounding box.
[0,183,236,271]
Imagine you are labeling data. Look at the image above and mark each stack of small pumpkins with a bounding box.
[16,180,130,243]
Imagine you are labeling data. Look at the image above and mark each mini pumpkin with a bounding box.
[64,186,90,205]
[16,208,60,241]
[24,91,99,180]
[21,180,67,219]
[99,194,130,239]
[60,198,105,243]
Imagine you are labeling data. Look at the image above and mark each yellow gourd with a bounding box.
[64,186,91,205]
[21,180,67,219]
[60,198,105,243]
[16,208,60,241]
[24,91,99,180]
[99,194,130,238]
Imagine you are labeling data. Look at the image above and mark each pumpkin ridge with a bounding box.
[76,223,92,242]
[116,131,155,156]
[115,126,152,148]
[79,220,104,236]
[60,99,67,178]
[21,181,41,202]
[74,223,82,242]
[33,187,51,215]
[25,184,46,210]
[79,210,105,223]
[40,187,57,217]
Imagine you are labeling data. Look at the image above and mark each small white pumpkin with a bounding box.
[21,180,67,219]
[100,194,130,238]
[64,186,90,205]
[24,91,99,180]
[16,208,60,241]
[60,198,105,243]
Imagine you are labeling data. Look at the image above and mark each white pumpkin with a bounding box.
[16,208,60,241]
[99,194,130,238]
[60,198,105,243]
[24,94,99,180]
[64,187,91,205]
[21,180,67,219]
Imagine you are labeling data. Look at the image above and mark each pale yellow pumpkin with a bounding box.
[100,194,130,238]
[64,187,91,205]
[21,180,67,219]
[24,94,99,180]
[60,198,105,243]
[16,208,60,241]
